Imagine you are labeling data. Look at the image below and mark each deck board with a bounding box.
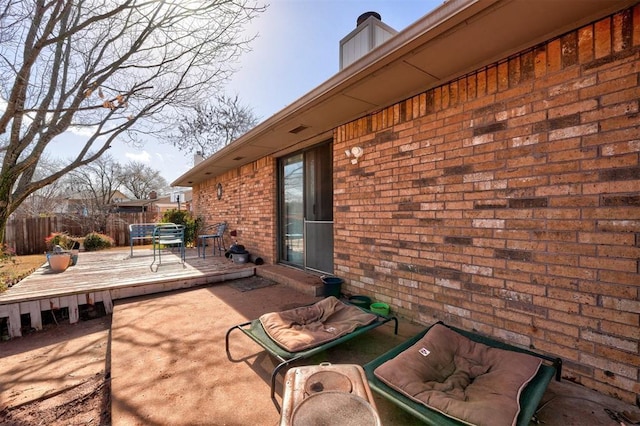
[0,247,254,337]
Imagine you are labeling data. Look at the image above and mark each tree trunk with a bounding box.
[0,202,10,245]
[0,176,15,245]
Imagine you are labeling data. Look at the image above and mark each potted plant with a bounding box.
[44,233,77,272]
[48,247,72,273]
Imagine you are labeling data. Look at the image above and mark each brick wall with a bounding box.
[194,156,277,263]
[334,5,640,403]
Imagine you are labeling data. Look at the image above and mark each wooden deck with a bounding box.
[0,247,255,338]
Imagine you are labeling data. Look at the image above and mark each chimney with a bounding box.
[357,11,381,26]
[194,151,204,166]
[149,191,157,200]
[339,12,398,70]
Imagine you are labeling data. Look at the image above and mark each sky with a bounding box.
[74,0,444,186]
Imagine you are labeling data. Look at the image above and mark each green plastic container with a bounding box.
[369,302,390,316]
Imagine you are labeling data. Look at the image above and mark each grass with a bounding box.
[0,254,46,291]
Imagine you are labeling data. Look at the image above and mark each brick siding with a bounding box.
[194,156,276,263]
[334,5,640,403]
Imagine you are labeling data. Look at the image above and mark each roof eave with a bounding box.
[173,0,635,187]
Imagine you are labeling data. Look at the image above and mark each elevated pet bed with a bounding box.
[225,296,398,409]
[363,322,562,426]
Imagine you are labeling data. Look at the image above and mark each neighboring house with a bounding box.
[59,189,131,216]
[109,190,130,204]
[114,189,193,220]
[174,1,640,403]
[112,198,156,214]
[151,189,193,219]
[113,190,192,220]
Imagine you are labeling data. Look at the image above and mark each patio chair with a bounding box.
[151,223,185,270]
[197,222,227,258]
[225,296,398,411]
[363,321,562,426]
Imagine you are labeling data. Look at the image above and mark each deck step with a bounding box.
[256,265,323,297]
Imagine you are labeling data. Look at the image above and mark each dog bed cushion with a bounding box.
[259,296,377,352]
[374,323,542,426]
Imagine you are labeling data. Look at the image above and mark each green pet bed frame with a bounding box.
[225,302,398,411]
[363,321,562,426]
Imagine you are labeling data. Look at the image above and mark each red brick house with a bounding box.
[174,1,640,403]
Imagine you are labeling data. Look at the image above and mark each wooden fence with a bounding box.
[5,212,155,255]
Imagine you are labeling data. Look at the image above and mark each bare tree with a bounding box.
[66,154,122,233]
[0,0,265,242]
[10,155,66,218]
[170,94,259,157]
[120,161,167,199]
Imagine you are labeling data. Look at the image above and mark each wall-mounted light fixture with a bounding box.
[216,182,223,200]
[345,146,364,164]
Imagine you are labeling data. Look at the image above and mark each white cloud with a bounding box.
[67,125,98,137]
[124,150,152,163]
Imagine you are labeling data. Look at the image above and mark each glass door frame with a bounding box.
[277,140,333,273]
[278,152,304,268]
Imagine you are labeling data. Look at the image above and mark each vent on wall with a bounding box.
[339,12,398,70]
[289,125,308,134]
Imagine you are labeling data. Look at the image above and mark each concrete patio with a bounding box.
[108,279,639,426]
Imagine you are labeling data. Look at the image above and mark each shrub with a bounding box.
[1,244,15,266]
[83,232,114,251]
[44,232,76,251]
[161,209,201,247]
[0,244,16,292]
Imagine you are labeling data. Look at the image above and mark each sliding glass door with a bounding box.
[279,142,333,273]
[280,153,304,266]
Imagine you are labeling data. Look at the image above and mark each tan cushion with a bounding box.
[259,296,377,352]
[374,324,542,426]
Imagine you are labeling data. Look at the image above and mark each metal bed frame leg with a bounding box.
[225,323,250,359]
[224,326,236,358]
[270,357,300,413]
[270,362,286,413]
[554,358,563,381]
[390,316,398,335]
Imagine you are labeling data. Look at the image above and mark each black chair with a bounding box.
[197,222,227,258]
